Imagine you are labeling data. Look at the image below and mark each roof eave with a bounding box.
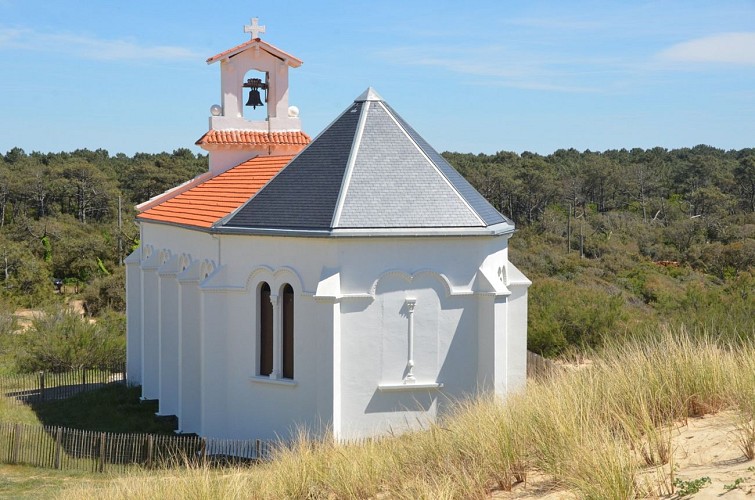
[212,222,516,238]
[135,217,212,231]
[206,39,303,67]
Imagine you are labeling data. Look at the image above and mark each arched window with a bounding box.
[259,282,273,376]
[282,284,294,379]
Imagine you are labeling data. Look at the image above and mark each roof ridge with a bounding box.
[354,87,383,102]
[331,100,371,228]
[220,100,364,230]
[196,130,310,146]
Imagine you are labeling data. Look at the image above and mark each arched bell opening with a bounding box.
[242,69,269,122]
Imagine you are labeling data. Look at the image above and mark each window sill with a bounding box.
[250,375,298,387]
[378,381,443,392]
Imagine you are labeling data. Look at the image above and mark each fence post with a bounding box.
[39,371,45,402]
[145,434,154,468]
[11,423,22,464]
[54,427,63,469]
[199,437,207,467]
[98,432,107,473]
[255,439,261,460]
[81,369,86,387]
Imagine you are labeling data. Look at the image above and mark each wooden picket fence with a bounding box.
[526,350,561,379]
[0,356,558,473]
[0,366,127,404]
[0,422,274,473]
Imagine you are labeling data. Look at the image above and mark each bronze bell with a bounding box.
[246,89,264,109]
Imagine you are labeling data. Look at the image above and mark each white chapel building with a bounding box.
[126,20,531,441]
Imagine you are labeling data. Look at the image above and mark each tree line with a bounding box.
[444,145,754,355]
[446,145,755,278]
[0,147,206,306]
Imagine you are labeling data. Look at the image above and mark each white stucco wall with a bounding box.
[128,221,529,441]
[196,237,337,440]
[176,261,205,434]
[140,252,162,400]
[157,258,180,416]
[199,287,229,436]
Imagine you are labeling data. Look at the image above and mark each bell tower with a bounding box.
[196,18,310,173]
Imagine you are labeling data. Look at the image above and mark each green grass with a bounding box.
[0,397,41,425]
[0,464,104,499]
[31,384,176,434]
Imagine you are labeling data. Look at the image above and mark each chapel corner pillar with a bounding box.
[505,284,529,394]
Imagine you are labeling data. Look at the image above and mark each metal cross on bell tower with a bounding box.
[244,18,266,39]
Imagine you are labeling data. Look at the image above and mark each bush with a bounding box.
[528,278,625,356]
[82,268,125,315]
[15,307,125,372]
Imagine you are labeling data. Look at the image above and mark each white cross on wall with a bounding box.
[244,18,266,39]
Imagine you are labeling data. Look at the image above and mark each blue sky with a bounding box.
[1,1,753,156]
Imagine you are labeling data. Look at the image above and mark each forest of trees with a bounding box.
[0,144,752,359]
[448,145,755,275]
[447,145,754,354]
[0,147,206,307]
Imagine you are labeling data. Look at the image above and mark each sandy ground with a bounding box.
[13,300,88,330]
[494,411,754,499]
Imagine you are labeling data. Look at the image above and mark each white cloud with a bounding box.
[0,27,199,61]
[657,32,755,66]
[378,45,605,93]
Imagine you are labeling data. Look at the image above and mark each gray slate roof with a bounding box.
[220,88,514,235]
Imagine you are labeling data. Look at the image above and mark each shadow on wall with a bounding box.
[365,389,437,414]
[363,272,480,419]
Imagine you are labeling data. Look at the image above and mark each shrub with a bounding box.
[15,307,125,372]
[528,278,625,356]
[82,268,125,315]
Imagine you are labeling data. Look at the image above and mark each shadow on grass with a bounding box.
[30,384,177,435]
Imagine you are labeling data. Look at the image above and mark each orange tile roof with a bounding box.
[195,130,311,147]
[206,39,303,67]
[138,155,294,228]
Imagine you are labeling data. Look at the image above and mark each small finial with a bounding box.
[244,18,266,39]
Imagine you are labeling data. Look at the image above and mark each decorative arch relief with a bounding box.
[178,254,191,273]
[141,246,170,270]
[245,265,306,296]
[369,269,459,298]
[160,253,196,278]
[158,249,172,266]
[141,244,154,262]
[176,258,216,284]
[200,259,216,281]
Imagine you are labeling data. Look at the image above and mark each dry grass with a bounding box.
[58,327,754,499]
[737,418,755,460]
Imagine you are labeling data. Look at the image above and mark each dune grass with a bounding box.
[0,396,41,426]
[57,328,754,499]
